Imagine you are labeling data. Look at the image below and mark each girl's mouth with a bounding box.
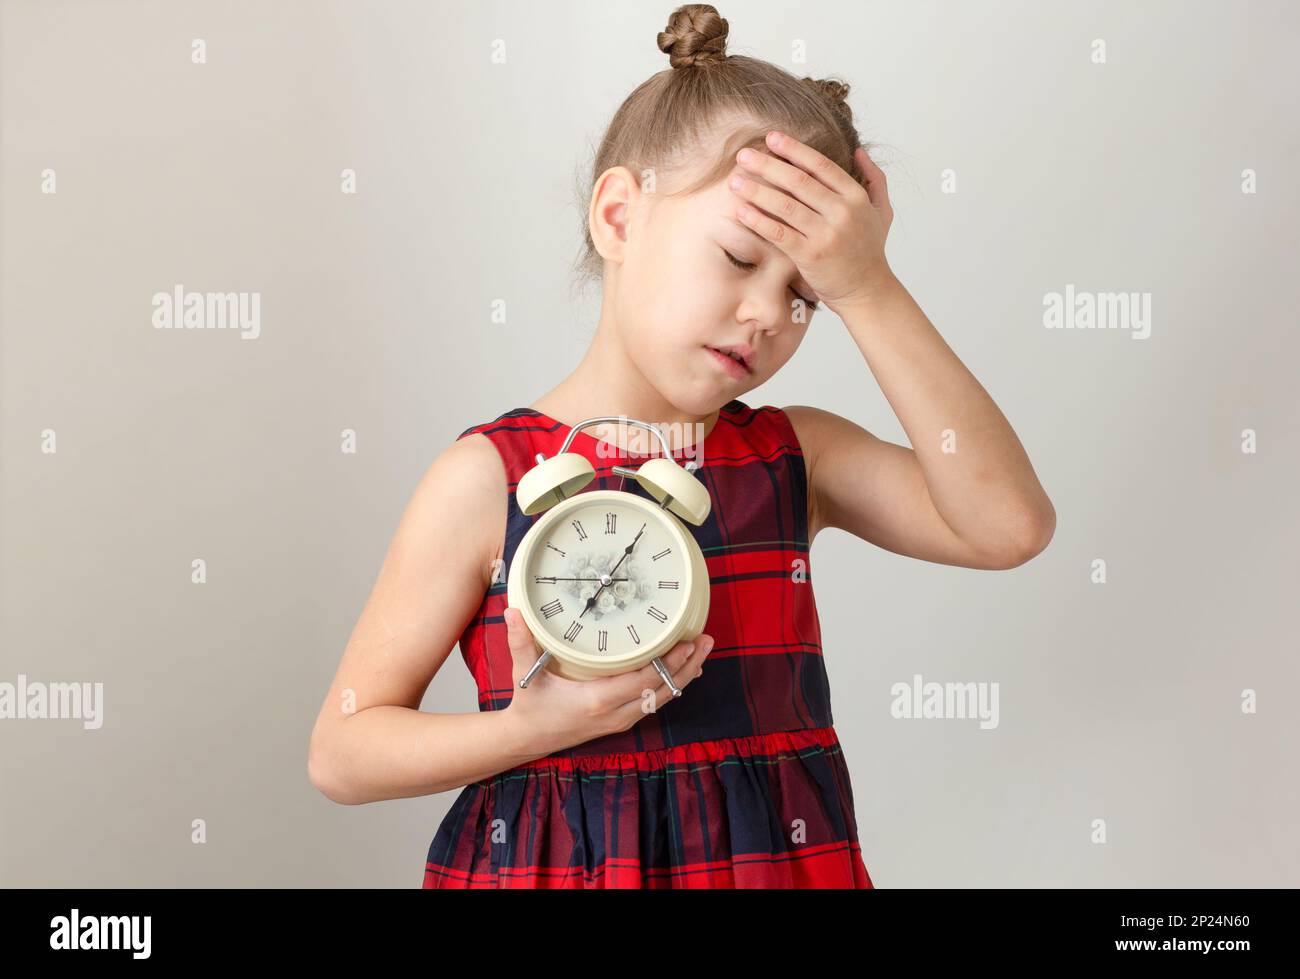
[705,345,752,378]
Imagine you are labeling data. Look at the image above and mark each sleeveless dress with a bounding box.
[422,399,873,888]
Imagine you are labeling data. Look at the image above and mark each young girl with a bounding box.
[309,3,1055,888]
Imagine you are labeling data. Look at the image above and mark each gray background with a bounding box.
[2,0,1297,887]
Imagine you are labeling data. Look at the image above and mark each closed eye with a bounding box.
[722,249,820,311]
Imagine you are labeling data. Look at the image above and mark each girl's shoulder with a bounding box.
[778,403,830,448]
[401,422,511,593]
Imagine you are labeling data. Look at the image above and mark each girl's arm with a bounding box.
[728,134,1054,569]
[307,434,546,805]
[787,274,1056,570]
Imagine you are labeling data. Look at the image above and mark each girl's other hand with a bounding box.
[501,606,713,757]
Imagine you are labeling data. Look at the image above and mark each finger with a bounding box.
[760,130,862,204]
[593,635,703,707]
[503,607,545,673]
[729,166,819,237]
[856,147,891,212]
[735,197,808,257]
[612,636,713,726]
[738,141,837,215]
[629,634,713,708]
[504,607,535,651]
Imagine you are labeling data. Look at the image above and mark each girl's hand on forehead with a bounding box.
[728,131,894,314]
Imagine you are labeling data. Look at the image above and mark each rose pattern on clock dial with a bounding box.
[526,500,688,657]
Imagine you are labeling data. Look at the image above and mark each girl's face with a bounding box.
[607,150,818,415]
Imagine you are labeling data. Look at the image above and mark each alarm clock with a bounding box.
[507,416,711,696]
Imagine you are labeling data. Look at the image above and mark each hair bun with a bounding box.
[803,76,854,122]
[657,4,729,69]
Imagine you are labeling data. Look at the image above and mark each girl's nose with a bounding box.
[736,294,790,337]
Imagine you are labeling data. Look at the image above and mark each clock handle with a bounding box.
[556,416,677,457]
[651,656,684,698]
[518,649,552,688]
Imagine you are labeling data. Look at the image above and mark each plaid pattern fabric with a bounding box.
[423,400,872,888]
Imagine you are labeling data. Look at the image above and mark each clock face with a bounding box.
[524,498,689,659]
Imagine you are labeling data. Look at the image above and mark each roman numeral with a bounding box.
[652,548,671,561]
[534,575,557,584]
[545,541,566,557]
[605,512,617,534]
[571,519,587,541]
[646,606,667,623]
[658,580,679,589]
[597,630,608,652]
[540,599,563,619]
[563,621,582,643]
[626,624,640,645]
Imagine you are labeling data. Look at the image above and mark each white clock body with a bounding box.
[507,489,709,681]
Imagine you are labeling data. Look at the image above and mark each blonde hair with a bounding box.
[572,3,873,290]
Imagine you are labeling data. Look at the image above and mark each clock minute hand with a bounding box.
[540,576,629,582]
[605,523,646,579]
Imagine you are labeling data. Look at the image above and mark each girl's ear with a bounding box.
[589,166,638,262]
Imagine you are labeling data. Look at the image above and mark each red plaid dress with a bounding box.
[422,400,873,888]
